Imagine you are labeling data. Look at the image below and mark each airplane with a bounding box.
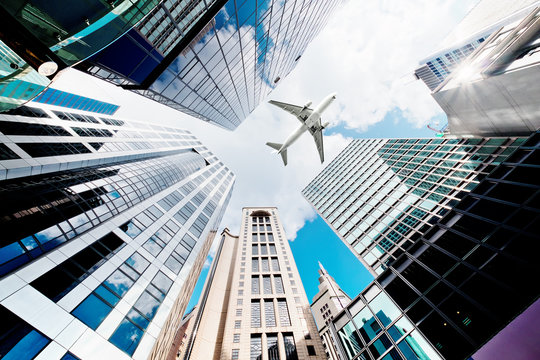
[266,92,337,166]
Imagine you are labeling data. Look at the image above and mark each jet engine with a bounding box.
[304,101,312,108]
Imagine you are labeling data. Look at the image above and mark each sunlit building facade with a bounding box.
[80,0,343,129]
[302,136,526,276]
[0,101,234,360]
[329,130,540,360]
[414,0,540,91]
[432,6,540,137]
[184,208,325,359]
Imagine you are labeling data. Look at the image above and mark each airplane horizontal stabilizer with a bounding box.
[280,149,288,166]
[266,142,282,151]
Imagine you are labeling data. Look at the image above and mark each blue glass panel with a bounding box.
[109,319,144,356]
[104,269,134,297]
[60,353,80,360]
[0,242,25,263]
[3,330,49,360]
[133,291,160,320]
[124,221,142,238]
[94,285,120,306]
[127,308,150,329]
[72,293,113,330]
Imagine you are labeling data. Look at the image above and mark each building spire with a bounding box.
[318,261,328,275]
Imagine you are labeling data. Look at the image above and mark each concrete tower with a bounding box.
[311,262,351,360]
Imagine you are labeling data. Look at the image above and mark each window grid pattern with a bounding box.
[87,0,343,130]
[302,137,525,275]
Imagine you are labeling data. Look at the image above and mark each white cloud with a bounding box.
[50,0,476,241]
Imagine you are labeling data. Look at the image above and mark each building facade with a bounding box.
[79,0,343,129]
[326,130,540,360]
[0,101,235,360]
[302,136,526,277]
[432,6,540,137]
[184,208,326,360]
[414,0,540,91]
[0,2,164,112]
[311,263,351,360]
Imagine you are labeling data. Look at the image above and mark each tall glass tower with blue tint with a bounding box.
[303,137,527,276]
[0,101,234,360]
[79,0,343,130]
[324,132,540,360]
[304,134,540,360]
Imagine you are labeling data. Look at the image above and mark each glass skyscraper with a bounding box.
[325,131,540,360]
[0,2,164,112]
[0,101,234,359]
[80,0,343,129]
[303,136,525,276]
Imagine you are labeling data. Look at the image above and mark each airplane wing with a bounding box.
[269,100,313,122]
[308,122,324,163]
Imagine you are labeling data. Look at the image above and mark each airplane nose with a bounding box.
[332,93,337,99]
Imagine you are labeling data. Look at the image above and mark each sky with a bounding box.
[51,0,479,315]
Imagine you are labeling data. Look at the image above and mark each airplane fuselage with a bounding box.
[277,93,336,154]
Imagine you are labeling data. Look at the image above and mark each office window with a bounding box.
[278,299,291,326]
[265,300,276,327]
[284,333,298,360]
[274,275,284,294]
[267,333,279,360]
[251,301,261,328]
[252,244,258,255]
[236,308,242,316]
[237,299,243,305]
[252,258,259,272]
[261,258,270,272]
[72,251,149,329]
[307,345,317,356]
[31,232,125,301]
[235,320,241,329]
[261,244,268,255]
[252,233,258,242]
[252,276,260,295]
[251,335,262,360]
[269,244,277,254]
[233,334,240,343]
[271,258,280,271]
[0,305,50,359]
[232,349,240,359]
[263,276,272,294]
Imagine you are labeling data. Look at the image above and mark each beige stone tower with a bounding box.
[185,207,326,359]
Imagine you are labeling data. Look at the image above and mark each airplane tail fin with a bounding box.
[266,142,282,151]
[280,149,288,166]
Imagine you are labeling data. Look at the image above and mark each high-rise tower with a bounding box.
[0,100,234,359]
[324,131,540,360]
[182,208,325,360]
[302,136,526,276]
[310,262,351,360]
[79,0,343,129]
